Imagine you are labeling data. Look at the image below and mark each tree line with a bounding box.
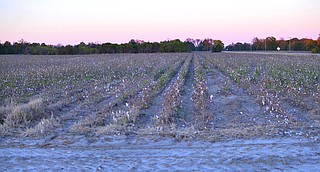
[225,36,320,53]
[0,38,224,55]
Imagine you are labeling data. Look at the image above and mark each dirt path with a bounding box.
[205,63,268,128]
[1,138,319,171]
[176,54,195,127]
[139,56,188,127]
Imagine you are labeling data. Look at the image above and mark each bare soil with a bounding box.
[1,53,319,171]
[1,137,319,171]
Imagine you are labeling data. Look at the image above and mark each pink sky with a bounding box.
[1,0,319,45]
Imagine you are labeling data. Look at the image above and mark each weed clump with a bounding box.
[0,97,59,137]
[23,115,60,137]
[4,98,45,127]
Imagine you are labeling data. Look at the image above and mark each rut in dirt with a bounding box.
[175,54,196,127]
[202,55,268,129]
[137,57,189,128]
[47,83,121,135]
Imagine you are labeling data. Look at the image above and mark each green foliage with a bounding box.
[0,39,196,55]
[212,40,224,52]
[158,76,166,88]
[310,36,320,53]
[312,46,320,53]
[226,36,319,52]
[154,67,167,80]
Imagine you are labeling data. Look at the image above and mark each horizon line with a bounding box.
[1,35,319,46]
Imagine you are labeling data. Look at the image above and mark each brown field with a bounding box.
[0,52,319,170]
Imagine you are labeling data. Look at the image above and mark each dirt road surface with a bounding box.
[1,137,319,171]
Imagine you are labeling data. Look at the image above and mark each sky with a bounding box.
[1,0,320,45]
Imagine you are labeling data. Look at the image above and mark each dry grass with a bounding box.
[70,114,104,134]
[95,106,140,135]
[0,106,11,125]
[308,108,320,119]
[138,124,177,135]
[203,124,280,141]
[23,115,60,137]
[0,97,60,137]
[308,108,320,127]
[135,124,284,142]
[0,124,9,136]
[4,98,45,128]
[97,124,125,135]
[116,106,140,125]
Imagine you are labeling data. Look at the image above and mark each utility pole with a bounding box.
[264,39,266,51]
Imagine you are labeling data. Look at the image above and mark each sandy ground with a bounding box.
[1,137,319,171]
